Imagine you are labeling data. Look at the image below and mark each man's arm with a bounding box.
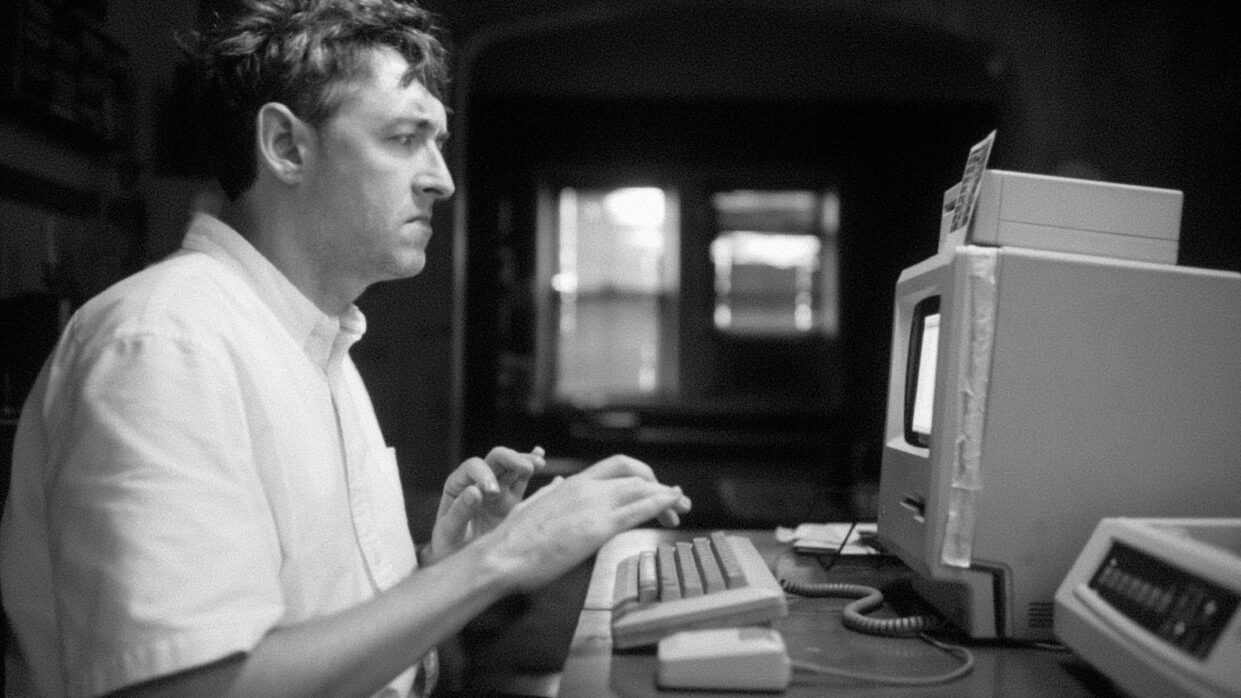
[112,459,688,698]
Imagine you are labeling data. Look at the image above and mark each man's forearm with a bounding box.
[116,540,514,698]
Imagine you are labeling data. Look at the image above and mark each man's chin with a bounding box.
[392,252,427,280]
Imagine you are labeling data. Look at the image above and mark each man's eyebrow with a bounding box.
[392,115,442,130]
[391,116,449,142]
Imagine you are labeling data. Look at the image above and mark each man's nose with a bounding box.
[416,146,455,200]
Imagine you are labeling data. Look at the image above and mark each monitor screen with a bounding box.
[904,296,940,447]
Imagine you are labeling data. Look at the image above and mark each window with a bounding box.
[548,186,680,403]
[536,182,840,409]
[710,189,839,336]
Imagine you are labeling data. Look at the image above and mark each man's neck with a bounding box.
[218,197,361,317]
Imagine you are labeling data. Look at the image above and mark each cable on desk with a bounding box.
[779,578,975,685]
[778,578,941,637]
[812,520,857,575]
[789,633,975,687]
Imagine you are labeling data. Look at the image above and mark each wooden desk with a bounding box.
[557,528,1114,697]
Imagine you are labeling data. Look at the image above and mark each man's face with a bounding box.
[298,48,454,290]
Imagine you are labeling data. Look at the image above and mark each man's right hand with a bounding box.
[479,454,692,592]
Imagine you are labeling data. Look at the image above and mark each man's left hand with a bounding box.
[426,446,546,563]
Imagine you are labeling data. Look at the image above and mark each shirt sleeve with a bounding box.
[43,329,285,697]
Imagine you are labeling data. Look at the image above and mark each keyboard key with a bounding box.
[658,544,681,601]
[638,550,658,603]
[613,555,640,609]
[693,537,726,594]
[710,531,746,588]
[676,542,704,598]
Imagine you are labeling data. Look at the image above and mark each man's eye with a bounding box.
[395,134,417,147]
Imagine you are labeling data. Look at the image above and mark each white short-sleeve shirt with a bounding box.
[0,213,421,697]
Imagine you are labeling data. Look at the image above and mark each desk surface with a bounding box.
[557,528,1114,697]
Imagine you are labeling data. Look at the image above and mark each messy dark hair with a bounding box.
[184,0,449,200]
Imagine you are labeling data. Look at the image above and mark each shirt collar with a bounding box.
[181,212,366,371]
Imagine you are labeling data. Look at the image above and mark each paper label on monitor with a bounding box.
[950,130,997,235]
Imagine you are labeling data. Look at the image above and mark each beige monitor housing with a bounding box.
[877,178,1241,639]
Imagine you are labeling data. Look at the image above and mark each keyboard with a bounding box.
[610,531,788,649]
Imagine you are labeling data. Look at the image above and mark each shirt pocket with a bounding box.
[352,445,417,589]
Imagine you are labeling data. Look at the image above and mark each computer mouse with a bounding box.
[657,626,791,692]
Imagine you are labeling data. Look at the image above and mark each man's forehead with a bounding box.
[337,48,447,124]
[364,46,420,89]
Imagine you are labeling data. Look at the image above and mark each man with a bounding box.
[0,1,691,696]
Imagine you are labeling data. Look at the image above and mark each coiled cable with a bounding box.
[778,578,942,636]
[779,577,975,686]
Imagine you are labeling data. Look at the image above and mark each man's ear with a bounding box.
[255,102,313,185]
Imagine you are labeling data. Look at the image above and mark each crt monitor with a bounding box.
[875,244,1241,641]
